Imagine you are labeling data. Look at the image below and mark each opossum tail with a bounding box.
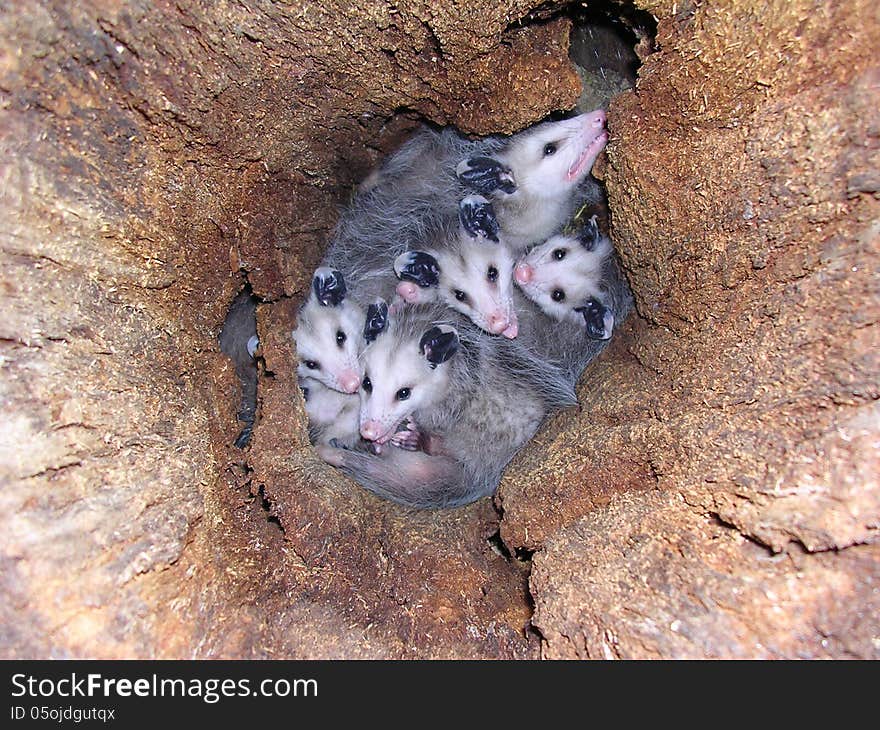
[327,446,497,509]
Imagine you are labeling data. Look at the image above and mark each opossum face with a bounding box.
[358,325,458,445]
[514,231,610,323]
[502,110,608,195]
[292,270,364,394]
[397,241,519,338]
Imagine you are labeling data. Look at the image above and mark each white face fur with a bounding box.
[293,297,365,394]
[432,238,519,338]
[500,110,608,197]
[514,232,612,323]
[358,326,456,445]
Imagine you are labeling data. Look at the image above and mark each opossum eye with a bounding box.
[453,289,468,303]
[304,360,320,370]
[335,330,346,347]
[551,289,566,302]
[553,248,567,261]
[396,387,411,401]
[487,266,498,282]
[362,376,372,393]
[543,143,557,156]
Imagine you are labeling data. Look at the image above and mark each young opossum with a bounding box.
[218,287,260,449]
[292,268,364,394]
[318,302,574,508]
[512,220,634,386]
[456,109,608,252]
[514,214,615,335]
[393,197,519,338]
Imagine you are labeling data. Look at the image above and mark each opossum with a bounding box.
[512,222,634,386]
[317,302,574,508]
[514,214,616,336]
[292,268,364,394]
[393,196,519,338]
[218,287,260,449]
[456,109,608,252]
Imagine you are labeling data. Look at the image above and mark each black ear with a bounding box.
[578,215,601,251]
[363,300,389,343]
[419,326,459,368]
[394,251,440,288]
[312,267,347,307]
[458,195,500,242]
[574,298,613,340]
[455,156,517,195]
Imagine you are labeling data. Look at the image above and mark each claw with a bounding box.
[459,195,500,242]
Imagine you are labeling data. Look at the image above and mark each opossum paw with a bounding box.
[578,214,601,250]
[394,250,440,288]
[576,298,614,340]
[456,156,517,195]
[316,444,346,467]
[390,419,423,451]
[459,195,500,242]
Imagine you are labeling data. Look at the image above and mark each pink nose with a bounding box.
[583,109,606,128]
[514,263,533,284]
[338,370,361,394]
[360,421,381,441]
[396,281,420,304]
[487,311,510,334]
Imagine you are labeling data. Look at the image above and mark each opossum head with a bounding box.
[358,307,460,445]
[292,268,364,393]
[395,234,519,338]
[500,109,608,197]
[514,218,613,323]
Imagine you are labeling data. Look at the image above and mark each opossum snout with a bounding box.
[360,420,385,442]
[338,369,361,394]
[487,310,512,336]
[586,109,606,129]
[514,262,534,284]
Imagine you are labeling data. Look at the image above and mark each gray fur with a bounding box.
[326,303,574,509]
[219,288,258,448]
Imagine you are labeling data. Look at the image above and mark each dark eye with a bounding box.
[487,266,498,282]
[551,290,565,302]
[553,248,567,261]
[543,143,557,156]
[335,330,346,346]
[396,387,411,401]
[362,376,372,393]
[305,360,320,370]
[454,290,467,302]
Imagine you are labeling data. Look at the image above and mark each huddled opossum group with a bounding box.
[225,110,632,508]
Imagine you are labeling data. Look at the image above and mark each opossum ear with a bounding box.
[363,300,389,343]
[574,298,614,340]
[456,156,517,195]
[420,325,459,368]
[459,195,500,242]
[394,251,440,288]
[578,215,601,251]
[312,267,347,307]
